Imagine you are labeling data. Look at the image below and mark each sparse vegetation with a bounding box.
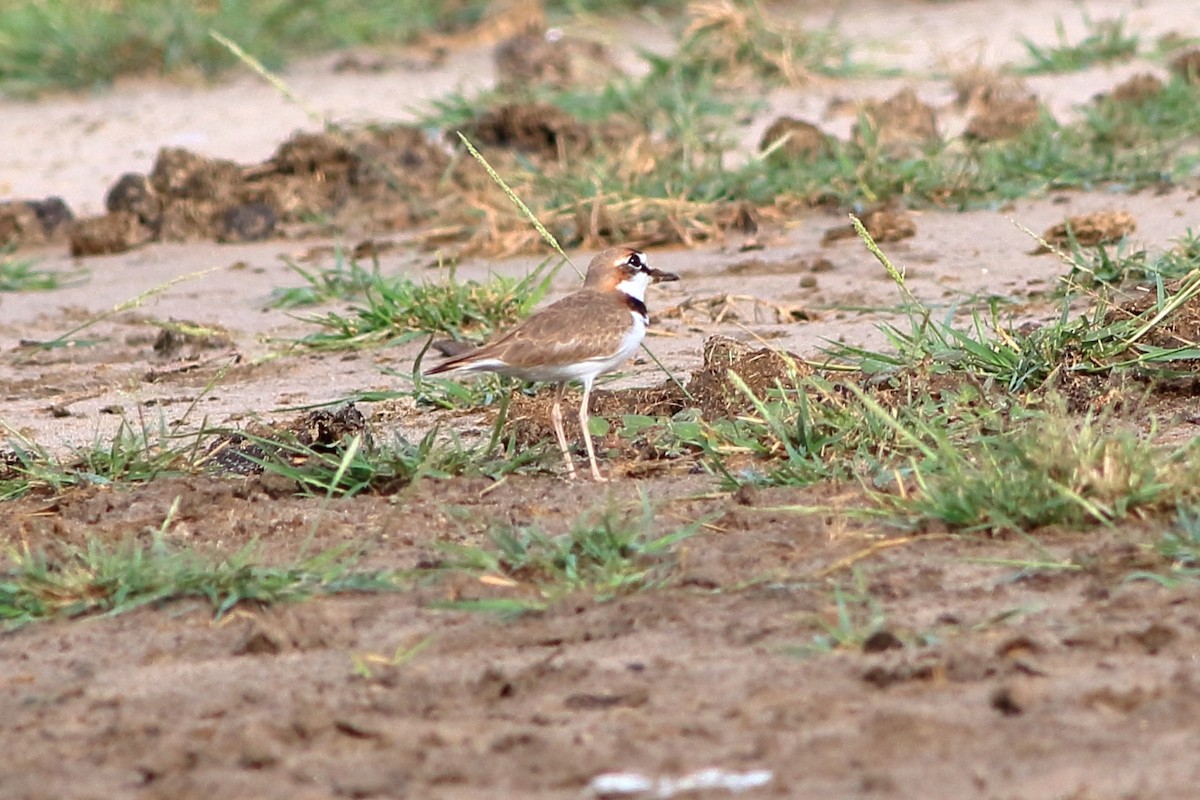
[293,257,558,350]
[0,532,401,629]
[0,421,194,501]
[266,249,387,309]
[874,404,1197,533]
[0,248,70,292]
[1063,229,1200,287]
[0,0,694,97]
[1017,16,1139,74]
[414,27,1200,255]
[672,0,864,84]
[433,493,701,614]
[0,0,491,96]
[6,3,1200,792]
[249,425,544,497]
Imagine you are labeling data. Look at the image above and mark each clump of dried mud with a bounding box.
[200,405,372,479]
[503,335,811,460]
[494,25,620,91]
[758,117,834,163]
[1104,72,1165,104]
[823,206,916,245]
[1033,210,1137,253]
[66,126,453,256]
[0,197,74,248]
[852,88,940,156]
[1169,47,1200,84]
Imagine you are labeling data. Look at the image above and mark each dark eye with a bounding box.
[626,253,644,270]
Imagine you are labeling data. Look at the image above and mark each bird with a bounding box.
[424,246,678,481]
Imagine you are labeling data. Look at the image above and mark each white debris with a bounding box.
[587,767,773,798]
[588,772,655,796]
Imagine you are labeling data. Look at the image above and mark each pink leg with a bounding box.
[578,379,606,482]
[550,383,577,479]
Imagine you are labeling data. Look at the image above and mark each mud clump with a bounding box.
[953,71,1043,142]
[686,335,813,418]
[1033,211,1136,254]
[0,197,74,249]
[759,117,833,163]
[459,102,593,160]
[70,125,451,256]
[69,211,154,257]
[200,405,371,479]
[151,320,236,359]
[1169,48,1200,84]
[504,335,812,457]
[494,26,619,91]
[1105,73,1165,105]
[963,93,1042,142]
[852,88,940,156]
[823,206,916,245]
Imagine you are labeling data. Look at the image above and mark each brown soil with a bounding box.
[758,117,833,162]
[1106,72,1166,104]
[1034,210,1138,253]
[1169,47,1200,83]
[4,472,1200,799]
[822,206,917,245]
[494,25,620,91]
[4,1,1200,798]
[62,125,453,256]
[851,88,940,156]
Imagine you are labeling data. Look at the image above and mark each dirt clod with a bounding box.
[68,211,154,256]
[1169,47,1200,84]
[990,680,1040,716]
[953,69,1043,142]
[63,125,450,255]
[823,206,916,245]
[0,197,75,248]
[200,404,371,477]
[964,93,1041,142]
[852,88,939,156]
[459,102,592,160]
[494,26,618,91]
[1107,73,1165,104]
[759,117,833,162]
[862,630,905,653]
[1033,210,1136,253]
[219,202,278,243]
[106,173,163,226]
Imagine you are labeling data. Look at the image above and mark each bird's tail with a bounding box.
[424,349,478,376]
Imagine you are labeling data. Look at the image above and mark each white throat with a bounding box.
[615,270,651,303]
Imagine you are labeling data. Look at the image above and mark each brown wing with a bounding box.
[429,290,633,373]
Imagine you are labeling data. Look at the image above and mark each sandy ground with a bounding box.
[2,1,1200,798]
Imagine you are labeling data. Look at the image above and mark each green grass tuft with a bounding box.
[1017,16,1139,74]
[1,421,195,502]
[0,534,402,629]
[434,492,702,613]
[874,404,1195,533]
[293,256,558,351]
[247,424,544,497]
[0,0,493,96]
[266,249,386,309]
[0,248,74,292]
